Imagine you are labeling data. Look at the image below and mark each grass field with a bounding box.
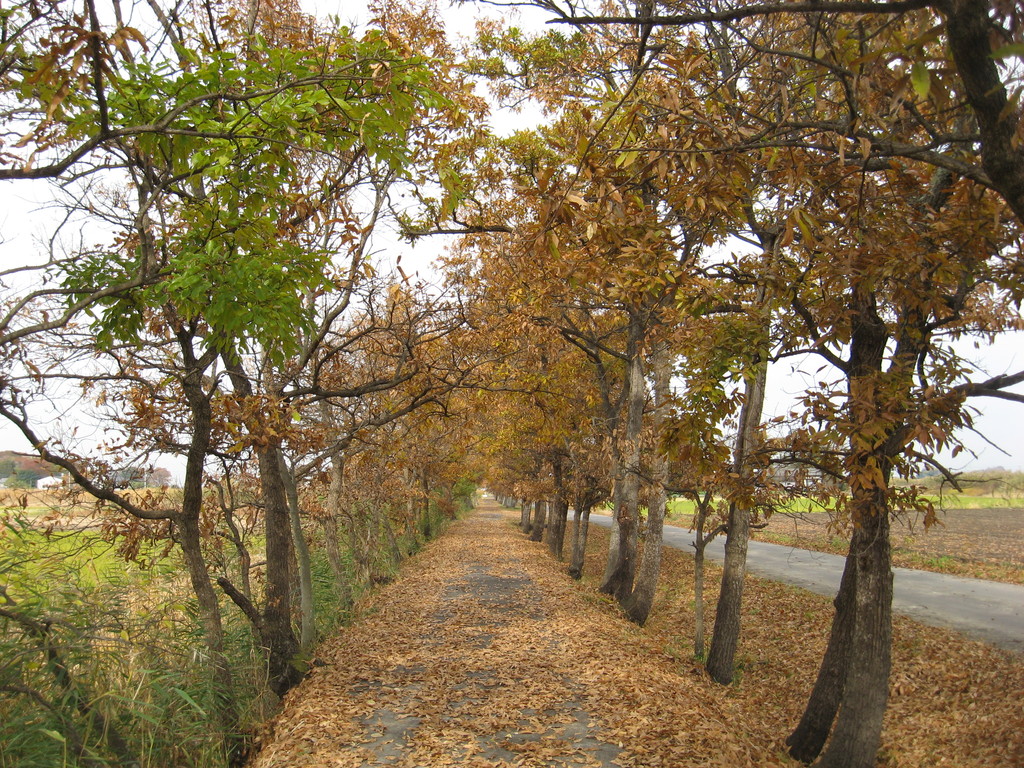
[0,487,183,520]
[919,493,1024,508]
[0,510,273,768]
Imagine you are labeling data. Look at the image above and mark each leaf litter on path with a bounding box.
[249,501,1023,767]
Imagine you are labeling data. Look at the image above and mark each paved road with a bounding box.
[589,514,1024,654]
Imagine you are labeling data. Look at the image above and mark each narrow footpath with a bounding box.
[249,502,793,767]
[249,502,1023,768]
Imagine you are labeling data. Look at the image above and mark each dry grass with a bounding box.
[619,527,1024,767]
[0,487,183,523]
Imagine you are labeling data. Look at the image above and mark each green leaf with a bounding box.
[910,61,931,100]
[614,150,638,168]
[172,687,207,716]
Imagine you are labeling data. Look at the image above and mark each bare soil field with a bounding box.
[752,506,1024,583]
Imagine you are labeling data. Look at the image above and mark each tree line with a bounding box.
[0,1,1022,767]
[1,0,488,764]
[460,3,1024,768]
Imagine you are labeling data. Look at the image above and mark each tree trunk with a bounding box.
[379,505,403,569]
[568,501,592,580]
[600,466,623,582]
[256,445,303,696]
[692,493,716,660]
[705,499,749,683]
[547,495,569,558]
[324,455,349,595]
[600,339,644,603]
[706,350,767,684]
[222,507,253,601]
[176,513,238,743]
[547,457,570,559]
[790,280,894,766]
[623,478,664,625]
[624,342,672,625]
[694,541,706,659]
[278,450,315,654]
[529,500,547,542]
[814,499,892,768]
[786,539,857,762]
[813,288,893,765]
[321,513,350,603]
[419,470,432,538]
[520,498,532,534]
[176,335,238,751]
[944,0,1024,225]
[222,352,302,697]
[346,507,372,584]
[401,477,417,554]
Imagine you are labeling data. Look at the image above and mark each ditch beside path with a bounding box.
[589,514,1024,654]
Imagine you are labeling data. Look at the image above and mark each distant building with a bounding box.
[769,458,837,491]
[36,475,66,489]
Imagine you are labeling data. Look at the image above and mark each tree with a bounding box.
[540,0,1024,223]
[0,0,470,746]
[470,4,1024,764]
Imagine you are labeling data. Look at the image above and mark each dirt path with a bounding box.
[249,504,622,767]
[249,502,1024,768]
[248,502,785,767]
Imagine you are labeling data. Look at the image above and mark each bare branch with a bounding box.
[0,401,173,521]
[545,1,934,27]
[955,369,1024,401]
[906,449,963,492]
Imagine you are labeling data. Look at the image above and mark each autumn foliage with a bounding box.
[2,0,1023,767]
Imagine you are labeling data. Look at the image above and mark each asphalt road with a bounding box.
[589,514,1024,654]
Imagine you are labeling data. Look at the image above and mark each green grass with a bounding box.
[1,500,443,768]
[919,493,1024,509]
[666,491,1023,522]
[1,517,174,588]
[666,498,700,518]
[0,504,51,518]
[4,525,117,574]
[666,496,839,521]
[664,472,1024,519]
[0,516,255,767]
[775,497,837,514]
[902,469,1024,505]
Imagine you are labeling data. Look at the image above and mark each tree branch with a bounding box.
[216,576,265,634]
[0,401,172,521]
[546,1,934,27]
[955,369,1024,401]
[906,449,963,492]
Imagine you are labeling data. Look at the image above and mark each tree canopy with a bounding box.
[1,1,1022,766]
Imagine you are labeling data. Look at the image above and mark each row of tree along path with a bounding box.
[248,501,1024,768]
